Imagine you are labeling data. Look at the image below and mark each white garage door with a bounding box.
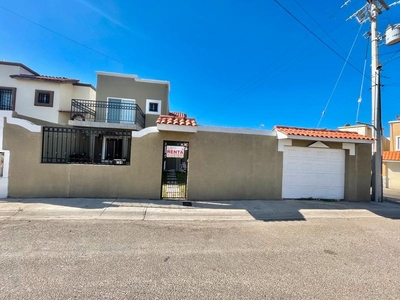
[282,146,345,200]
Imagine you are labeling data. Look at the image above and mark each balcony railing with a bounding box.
[70,99,146,128]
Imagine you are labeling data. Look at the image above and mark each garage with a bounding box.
[282,146,345,199]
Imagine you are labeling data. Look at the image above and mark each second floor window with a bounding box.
[149,102,158,112]
[35,90,54,107]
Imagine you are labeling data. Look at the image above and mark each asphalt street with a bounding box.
[1,218,400,299]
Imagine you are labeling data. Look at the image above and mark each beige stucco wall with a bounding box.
[157,131,283,200]
[385,162,400,189]
[3,121,371,201]
[4,123,281,199]
[96,74,169,128]
[382,137,390,151]
[390,122,400,151]
[338,125,372,137]
[72,85,96,101]
[344,144,371,201]
[4,122,159,198]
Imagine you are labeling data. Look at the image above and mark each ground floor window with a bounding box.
[42,127,131,165]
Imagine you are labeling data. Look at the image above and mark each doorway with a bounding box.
[161,141,189,199]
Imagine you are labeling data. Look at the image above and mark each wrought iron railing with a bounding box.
[70,99,146,128]
[42,126,132,165]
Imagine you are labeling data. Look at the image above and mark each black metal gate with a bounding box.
[161,141,189,199]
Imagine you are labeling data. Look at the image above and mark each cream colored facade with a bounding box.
[0,62,96,125]
[383,121,400,188]
[389,121,400,151]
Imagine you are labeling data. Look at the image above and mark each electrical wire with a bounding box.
[294,0,348,56]
[274,0,365,77]
[356,39,369,123]
[0,5,143,74]
[197,21,361,119]
[317,23,363,127]
[195,32,311,119]
[382,48,400,64]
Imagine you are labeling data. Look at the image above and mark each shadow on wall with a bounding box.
[2,197,400,222]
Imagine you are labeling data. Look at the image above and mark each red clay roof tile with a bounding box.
[274,126,374,141]
[156,112,197,127]
[383,151,400,161]
[10,74,80,83]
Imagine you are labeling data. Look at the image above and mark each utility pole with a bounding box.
[347,0,390,202]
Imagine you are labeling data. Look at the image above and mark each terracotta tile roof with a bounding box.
[156,112,197,127]
[10,74,80,83]
[274,126,374,141]
[383,151,400,161]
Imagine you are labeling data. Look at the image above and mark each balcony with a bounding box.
[68,99,146,130]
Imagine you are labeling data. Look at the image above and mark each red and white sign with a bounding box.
[166,146,185,158]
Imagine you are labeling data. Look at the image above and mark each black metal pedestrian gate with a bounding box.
[161,141,189,199]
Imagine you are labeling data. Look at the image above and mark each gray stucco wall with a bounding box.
[4,123,282,200]
[95,74,169,128]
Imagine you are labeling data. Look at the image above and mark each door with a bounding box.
[161,141,189,199]
[106,98,135,124]
[101,136,124,163]
[282,146,345,199]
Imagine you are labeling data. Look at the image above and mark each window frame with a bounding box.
[34,90,54,107]
[146,99,162,115]
[0,86,17,110]
[396,136,400,151]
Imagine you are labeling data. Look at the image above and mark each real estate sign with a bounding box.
[166,146,185,158]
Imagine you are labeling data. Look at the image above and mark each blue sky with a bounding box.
[1,0,400,135]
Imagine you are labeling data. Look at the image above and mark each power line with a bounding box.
[274,0,365,76]
[356,38,369,123]
[382,48,400,64]
[0,4,142,74]
[294,0,348,56]
[317,23,363,127]
[198,2,364,120]
[197,20,360,119]
[195,33,311,119]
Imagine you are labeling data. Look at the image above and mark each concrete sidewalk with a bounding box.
[1,197,400,221]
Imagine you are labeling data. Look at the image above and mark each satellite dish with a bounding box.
[396,115,400,120]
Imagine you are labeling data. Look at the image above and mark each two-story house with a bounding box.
[0,61,174,166]
[42,71,172,165]
[0,61,96,125]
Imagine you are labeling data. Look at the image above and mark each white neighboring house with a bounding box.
[0,61,96,125]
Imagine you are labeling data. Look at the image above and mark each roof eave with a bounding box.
[0,61,39,76]
[10,75,79,84]
[277,133,374,144]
